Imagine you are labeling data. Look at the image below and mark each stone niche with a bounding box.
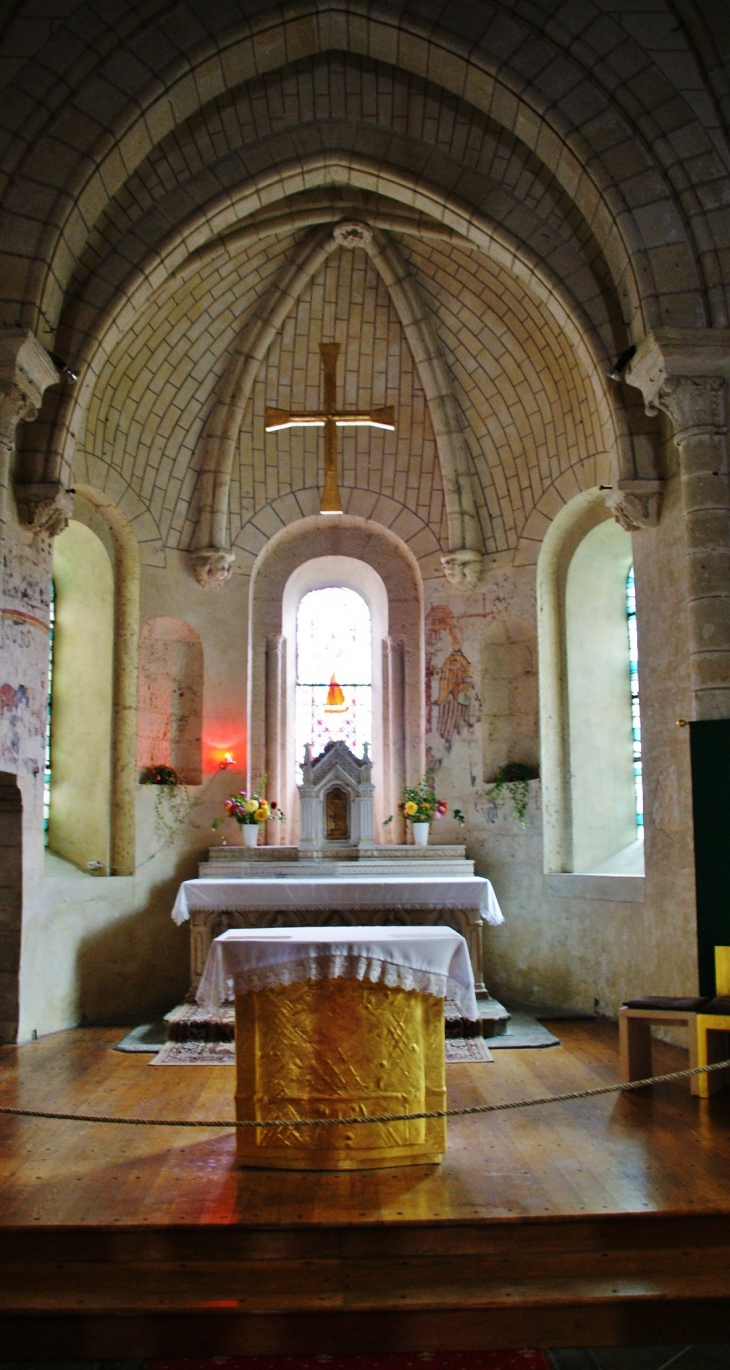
[298,740,375,852]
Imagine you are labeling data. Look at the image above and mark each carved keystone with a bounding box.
[333,222,373,250]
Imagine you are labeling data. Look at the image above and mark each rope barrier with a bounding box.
[0,1056,729,1130]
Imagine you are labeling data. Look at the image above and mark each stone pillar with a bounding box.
[265,634,284,845]
[354,743,375,848]
[626,330,730,720]
[298,743,317,850]
[383,636,406,843]
[0,330,60,608]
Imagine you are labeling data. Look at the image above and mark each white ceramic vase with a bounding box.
[243,823,260,848]
[412,821,430,847]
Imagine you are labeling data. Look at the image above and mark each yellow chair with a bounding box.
[695,947,730,1098]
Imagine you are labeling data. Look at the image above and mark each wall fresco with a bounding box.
[0,525,50,780]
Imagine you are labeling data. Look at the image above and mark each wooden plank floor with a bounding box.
[1,1020,729,1226]
[2,1021,730,1356]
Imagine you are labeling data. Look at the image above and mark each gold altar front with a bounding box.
[235,978,446,1169]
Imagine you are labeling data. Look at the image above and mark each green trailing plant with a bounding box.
[484,763,539,829]
[141,763,195,842]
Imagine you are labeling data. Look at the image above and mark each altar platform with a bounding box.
[2,1019,730,1355]
[173,842,505,1019]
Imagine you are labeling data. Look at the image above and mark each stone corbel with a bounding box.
[15,480,74,536]
[0,328,58,413]
[441,549,483,588]
[0,329,59,543]
[604,480,664,531]
[190,546,236,588]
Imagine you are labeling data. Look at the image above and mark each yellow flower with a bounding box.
[254,805,268,822]
[258,800,271,818]
[404,800,418,816]
[245,798,258,814]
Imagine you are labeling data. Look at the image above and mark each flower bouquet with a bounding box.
[212,776,284,847]
[383,773,453,846]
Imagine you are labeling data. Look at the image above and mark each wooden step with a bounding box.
[2,1212,730,1356]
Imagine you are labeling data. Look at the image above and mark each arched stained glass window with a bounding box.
[626,565,643,831]
[295,586,372,776]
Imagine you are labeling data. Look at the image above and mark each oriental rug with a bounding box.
[146,1036,494,1065]
[149,1354,549,1370]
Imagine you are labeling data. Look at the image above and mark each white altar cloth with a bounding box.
[171,875,504,928]
[196,925,479,1020]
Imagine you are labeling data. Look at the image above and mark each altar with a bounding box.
[170,742,506,1036]
[172,848,504,997]
[197,924,478,1169]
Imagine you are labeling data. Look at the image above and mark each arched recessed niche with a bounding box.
[137,618,204,785]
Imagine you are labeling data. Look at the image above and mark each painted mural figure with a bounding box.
[435,649,473,749]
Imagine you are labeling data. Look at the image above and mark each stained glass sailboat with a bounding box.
[324,674,348,713]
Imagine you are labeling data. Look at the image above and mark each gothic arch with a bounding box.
[8,6,711,347]
[36,157,638,559]
[38,157,618,498]
[191,221,484,586]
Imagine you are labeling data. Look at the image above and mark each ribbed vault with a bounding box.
[1,2,725,346]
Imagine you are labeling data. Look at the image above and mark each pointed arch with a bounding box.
[192,228,338,562]
[35,154,636,526]
[9,6,708,347]
[190,220,486,581]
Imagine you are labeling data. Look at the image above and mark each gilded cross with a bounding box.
[265,342,395,514]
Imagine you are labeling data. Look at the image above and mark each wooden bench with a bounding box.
[619,997,708,1096]
[621,948,730,1098]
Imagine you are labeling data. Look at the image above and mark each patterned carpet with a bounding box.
[148,1035,494,1065]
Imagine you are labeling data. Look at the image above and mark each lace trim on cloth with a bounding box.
[200,952,477,1020]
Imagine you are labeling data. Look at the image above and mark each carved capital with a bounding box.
[604,480,664,531]
[190,546,236,588]
[0,328,58,413]
[625,330,730,445]
[333,221,373,250]
[441,548,483,588]
[15,481,74,537]
[649,376,726,444]
[0,383,37,432]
